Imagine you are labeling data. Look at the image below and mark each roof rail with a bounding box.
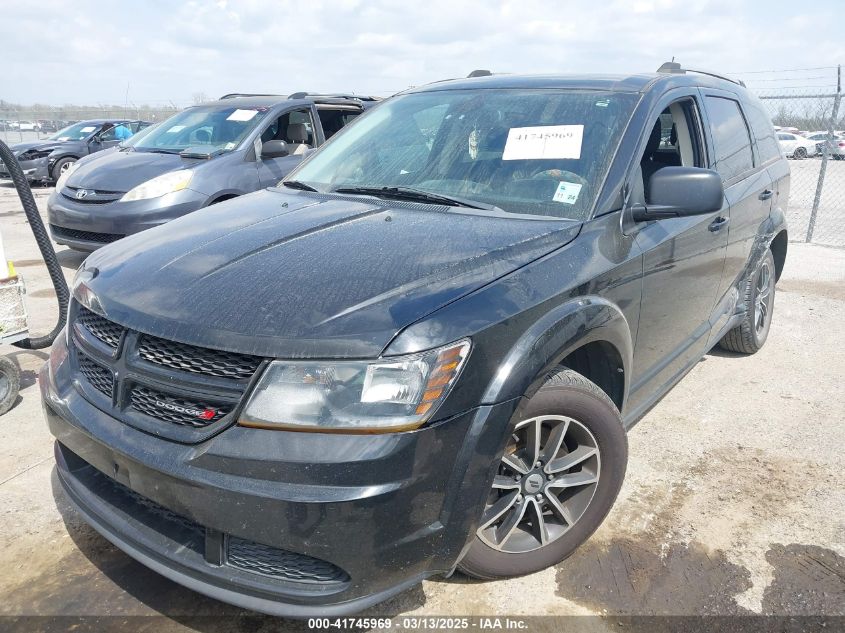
[656,61,746,87]
[219,93,283,99]
[467,69,492,78]
[288,92,382,101]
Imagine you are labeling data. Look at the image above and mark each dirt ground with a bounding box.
[0,182,842,629]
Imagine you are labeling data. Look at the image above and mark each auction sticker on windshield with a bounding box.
[502,124,583,160]
[553,181,582,204]
[227,109,259,122]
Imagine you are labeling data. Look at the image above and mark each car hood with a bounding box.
[82,190,582,358]
[11,140,82,155]
[66,149,206,192]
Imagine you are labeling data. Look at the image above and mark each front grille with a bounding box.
[78,353,114,399]
[138,334,263,380]
[51,224,124,244]
[129,385,230,428]
[62,186,124,204]
[78,307,124,348]
[70,303,265,438]
[227,537,350,584]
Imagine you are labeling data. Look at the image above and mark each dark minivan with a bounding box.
[42,64,788,616]
[46,94,378,251]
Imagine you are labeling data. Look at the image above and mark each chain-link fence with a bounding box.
[0,103,185,144]
[754,86,844,247]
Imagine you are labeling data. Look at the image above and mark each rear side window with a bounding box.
[704,97,754,181]
[743,102,781,163]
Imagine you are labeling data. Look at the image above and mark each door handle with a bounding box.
[758,189,774,201]
[709,216,730,232]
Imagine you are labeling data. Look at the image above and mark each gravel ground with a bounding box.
[0,182,842,629]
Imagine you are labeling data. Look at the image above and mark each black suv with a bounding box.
[42,64,789,616]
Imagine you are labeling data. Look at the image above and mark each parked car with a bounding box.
[42,64,788,616]
[38,120,61,133]
[777,132,817,159]
[0,120,151,183]
[17,120,38,131]
[46,93,379,251]
[805,131,845,159]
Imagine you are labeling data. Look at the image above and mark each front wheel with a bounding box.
[458,369,627,579]
[51,157,76,182]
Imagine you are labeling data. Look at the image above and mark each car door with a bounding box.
[255,108,316,188]
[699,92,775,339]
[628,93,729,411]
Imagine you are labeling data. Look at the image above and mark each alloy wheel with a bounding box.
[755,260,773,333]
[477,415,601,553]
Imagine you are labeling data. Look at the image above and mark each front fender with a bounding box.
[481,295,633,407]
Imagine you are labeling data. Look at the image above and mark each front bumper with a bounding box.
[46,188,208,250]
[0,156,49,181]
[41,335,519,616]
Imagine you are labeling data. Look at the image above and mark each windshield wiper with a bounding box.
[333,186,495,210]
[282,180,318,192]
[144,148,183,155]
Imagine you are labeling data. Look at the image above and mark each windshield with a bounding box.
[131,105,270,153]
[286,89,639,219]
[49,122,102,141]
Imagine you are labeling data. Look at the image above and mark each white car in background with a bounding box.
[805,131,845,160]
[777,132,818,159]
[16,121,38,131]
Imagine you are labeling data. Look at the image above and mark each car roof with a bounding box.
[202,94,380,109]
[410,71,748,96]
[73,118,132,124]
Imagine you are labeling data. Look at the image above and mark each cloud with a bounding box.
[0,0,842,105]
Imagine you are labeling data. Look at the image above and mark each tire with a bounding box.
[458,369,628,579]
[50,156,76,182]
[794,147,807,159]
[719,249,776,354]
[0,355,21,416]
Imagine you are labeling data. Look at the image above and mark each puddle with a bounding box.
[761,544,845,615]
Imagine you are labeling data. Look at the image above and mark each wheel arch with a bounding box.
[209,193,240,205]
[481,296,632,413]
[769,229,788,282]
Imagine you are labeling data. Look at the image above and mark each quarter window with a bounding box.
[743,102,781,163]
[704,97,754,181]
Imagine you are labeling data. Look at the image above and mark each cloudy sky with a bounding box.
[3,0,843,105]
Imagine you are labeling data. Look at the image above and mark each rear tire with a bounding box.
[794,147,807,159]
[458,369,627,580]
[0,355,21,416]
[51,157,76,182]
[719,249,776,354]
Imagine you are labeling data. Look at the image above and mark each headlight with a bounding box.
[66,265,96,344]
[239,339,471,433]
[54,161,79,189]
[120,170,193,202]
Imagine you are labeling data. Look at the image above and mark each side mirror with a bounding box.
[632,166,724,221]
[261,140,289,159]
